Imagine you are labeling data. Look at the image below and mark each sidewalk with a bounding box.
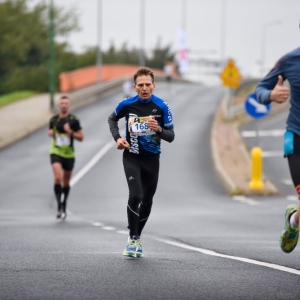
[0,90,285,196]
[0,94,58,149]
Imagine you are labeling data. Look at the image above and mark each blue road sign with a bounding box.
[245,92,271,119]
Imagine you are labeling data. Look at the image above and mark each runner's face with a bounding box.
[58,99,70,114]
[134,75,155,100]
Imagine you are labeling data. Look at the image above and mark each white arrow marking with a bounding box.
[248,97,268,113]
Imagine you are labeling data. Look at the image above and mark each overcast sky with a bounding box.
[30,0,300,77]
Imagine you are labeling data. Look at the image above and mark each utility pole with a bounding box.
[139,0,145,67]
[181,0,187,30]
[96,0,102,81]
[220,0,226,63]
[260,20,281,77]
[49,0,55,111]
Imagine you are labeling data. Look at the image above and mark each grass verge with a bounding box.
[0,91,38,108]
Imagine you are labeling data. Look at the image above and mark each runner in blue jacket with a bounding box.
[108,67,175,258]
[256,47,300,253]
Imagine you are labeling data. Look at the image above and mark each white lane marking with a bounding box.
[70,141,115,187]
[282,179,293,186]
[102,226,116,231]
[92,222,104,227]
[287,196,298,201]
[152,237,300,276]
[232,196,260,206]
[116,230,129,235]
[241,129,285,138]
[67,135,299,276]
[263,151,283,158]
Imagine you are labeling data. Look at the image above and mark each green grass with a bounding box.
[0,91,38,108]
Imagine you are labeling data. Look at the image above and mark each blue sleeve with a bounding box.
[255,56,287,105]
[162,101,174,129]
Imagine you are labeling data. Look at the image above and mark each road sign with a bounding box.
[220,59,242,88]
[245,92,271,119]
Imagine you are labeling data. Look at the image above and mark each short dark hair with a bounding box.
[60,95,69,101]
[133,67,154,84]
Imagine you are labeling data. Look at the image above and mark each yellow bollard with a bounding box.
[249,147,264,190]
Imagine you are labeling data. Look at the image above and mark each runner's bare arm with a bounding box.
[72,129,84,141]
[48,129,54,137]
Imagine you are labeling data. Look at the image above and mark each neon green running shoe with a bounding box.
[279,204,299,253]
[136,239,144,258]
[123,236,138,258]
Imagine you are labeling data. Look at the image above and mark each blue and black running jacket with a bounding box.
[108,94,175,156]
[256,47,300,136]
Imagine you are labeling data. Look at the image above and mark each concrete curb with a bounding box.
[211,95,280,196]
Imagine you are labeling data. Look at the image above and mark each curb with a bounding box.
[211,96,280,196]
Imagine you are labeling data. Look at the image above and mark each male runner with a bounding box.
[48,95,84,220]
[108,67,175,257]
[256,47,300,253]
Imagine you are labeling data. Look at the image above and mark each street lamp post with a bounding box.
[261,20,281,76]
[139,0,145,67]
[49,0,55,111]
[181,0,187,30]
[220,0,227,63]
[96,0,102,82]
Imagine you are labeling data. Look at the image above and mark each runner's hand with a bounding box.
[147,116,159,132]
[269,75,290,103]
[117,138,130,150]
[63,122,72,134]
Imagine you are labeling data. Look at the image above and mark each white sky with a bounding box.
[29,0,300,77]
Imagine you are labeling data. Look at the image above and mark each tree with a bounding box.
[0,0,80,93]
[146,37,175,69]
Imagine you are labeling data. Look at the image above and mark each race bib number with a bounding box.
[55,134,70,146]
[128,116,155,136]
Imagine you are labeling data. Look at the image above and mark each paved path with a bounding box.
[0,94,59,149]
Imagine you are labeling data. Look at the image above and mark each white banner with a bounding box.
[177,27,188,75]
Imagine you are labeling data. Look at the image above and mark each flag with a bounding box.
[177,27,188,75]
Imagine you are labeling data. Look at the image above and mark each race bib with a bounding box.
[128,116,155,136]
[55,134,70,146]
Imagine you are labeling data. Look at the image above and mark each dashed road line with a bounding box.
[282,179,293,186]
[92,222,104,226]
[102,226,116,231]
[262,151,283,158]
[241,129,285,138]
[68,138,300,278]
[287,195,298,201]
[232,195,260,206]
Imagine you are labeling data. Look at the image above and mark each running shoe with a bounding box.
[60,212,67,220]
[123,236,138,257]
[136,238,144,258]
[279,204,299,253]
[56,209,62,219]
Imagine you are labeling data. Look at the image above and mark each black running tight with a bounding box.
[123,152,159,237]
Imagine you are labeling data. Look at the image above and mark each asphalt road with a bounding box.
[1,82,300,300]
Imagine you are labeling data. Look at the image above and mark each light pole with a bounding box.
[139,0,145,67]
[220,0,226,63]
[96,0,102,82]
[181,0,187,30]
[261,20,281,76]
[49,0,55,111]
